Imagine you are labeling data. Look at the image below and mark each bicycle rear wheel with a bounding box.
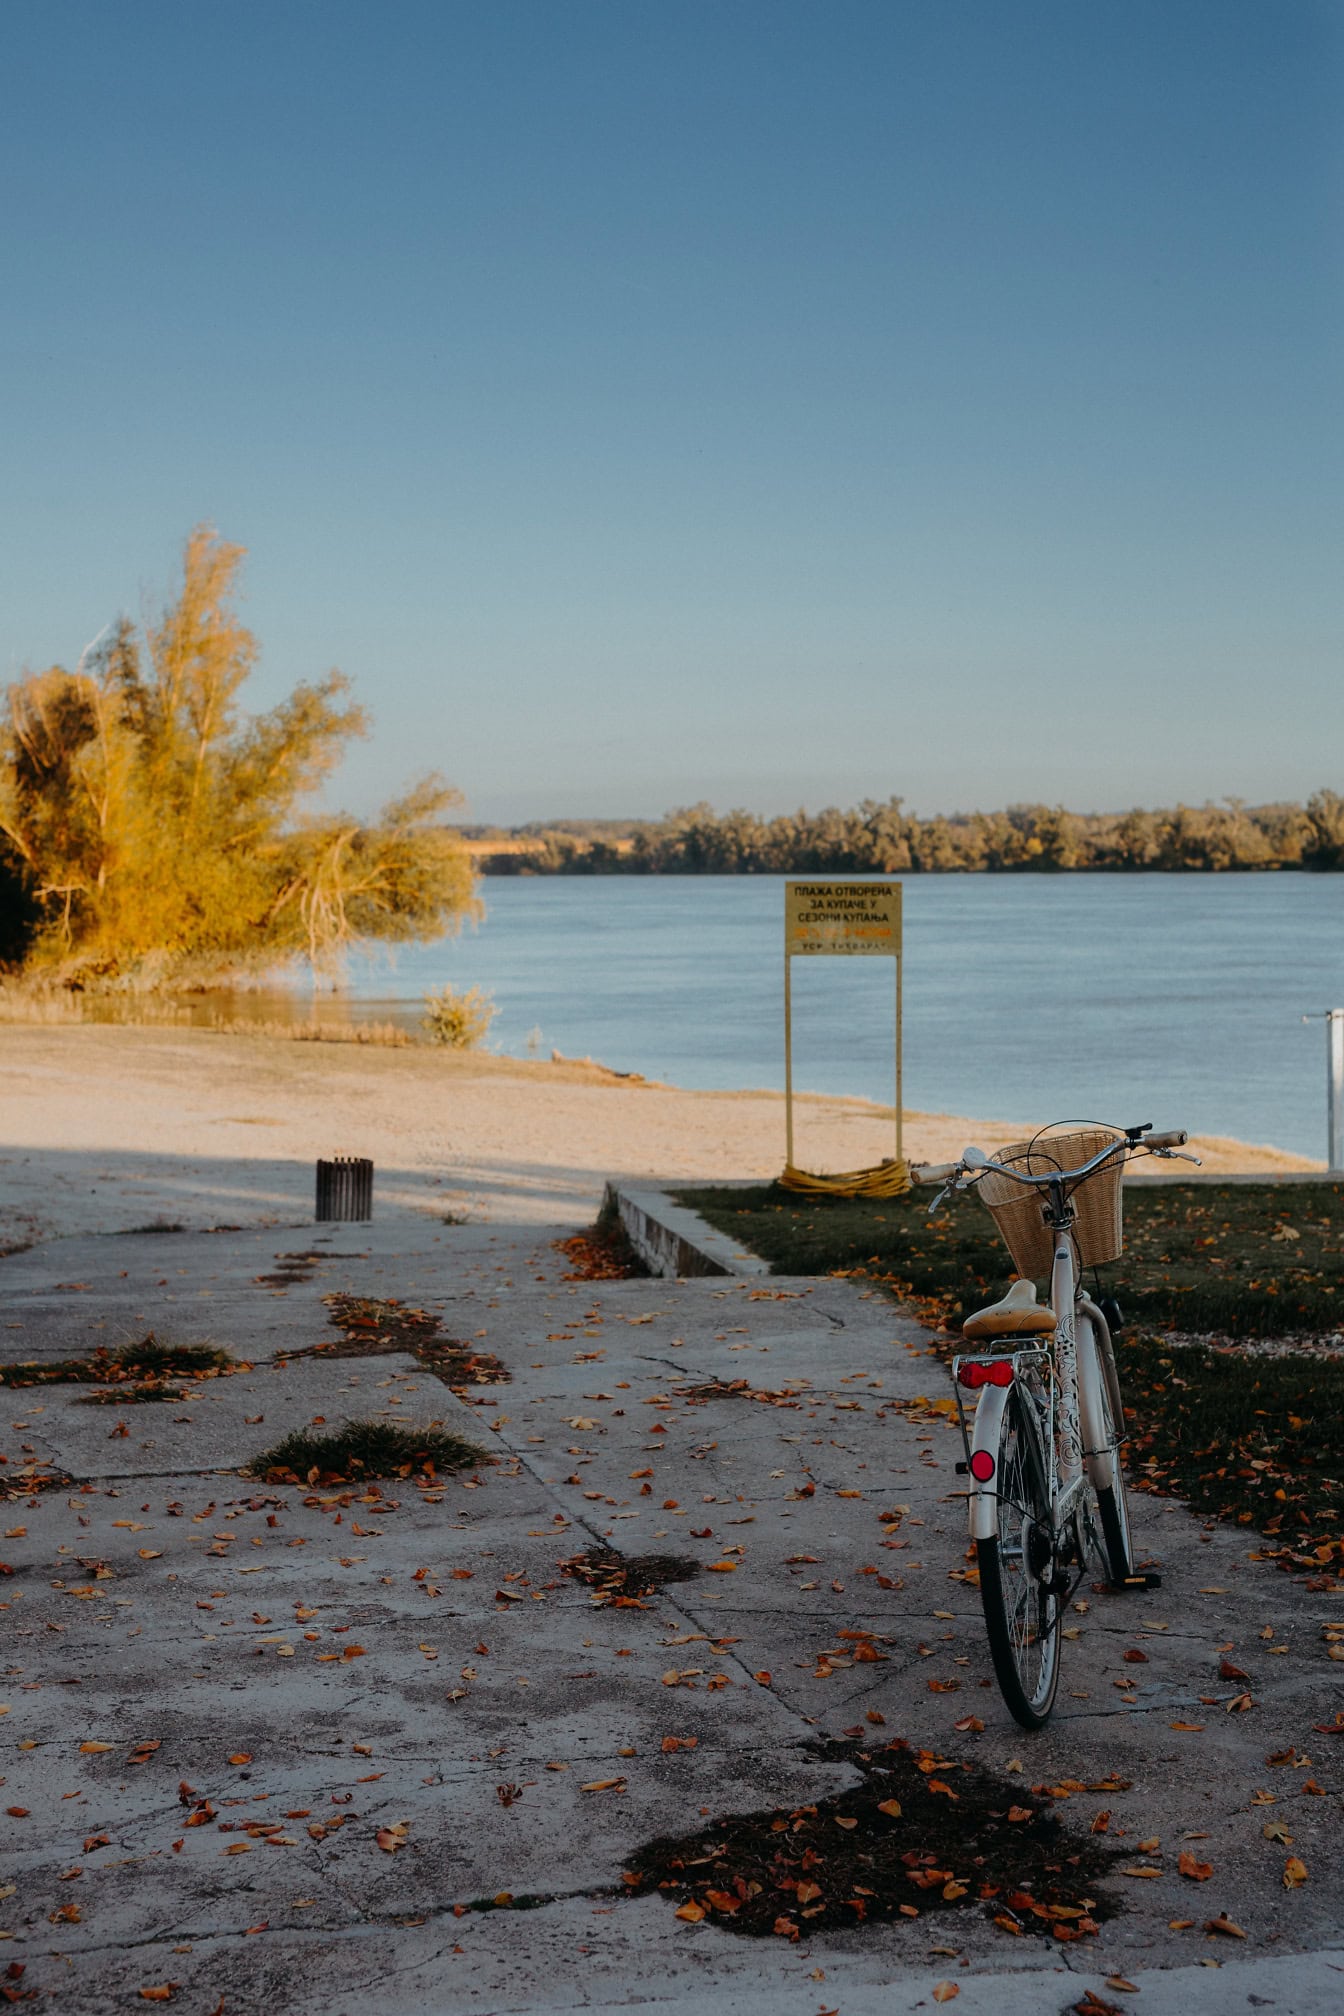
[977,1386,1061,1729]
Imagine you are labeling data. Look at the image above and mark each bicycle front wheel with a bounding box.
[977,1386,1061,1729]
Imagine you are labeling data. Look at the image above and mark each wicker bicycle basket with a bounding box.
[976,1127,1126,1280]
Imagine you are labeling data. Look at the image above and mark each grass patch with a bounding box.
[622,1736,1121,1941]
[558,1547,700,1605]
[1121,1334,1344,1583]
[674,1181,1344,1338]
[278,1294,508,1389]
[0,1336,234,1390]
[246,1419,484,1485]
[253,1248,324,1286]
[77,1382,192,1406]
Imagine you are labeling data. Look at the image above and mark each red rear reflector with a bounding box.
[957,1359,1015,1390]
[969,1450,996,1483]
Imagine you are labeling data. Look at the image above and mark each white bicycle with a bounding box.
[914,1123,1198,1728]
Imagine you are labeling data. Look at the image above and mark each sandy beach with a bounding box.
[0,1024,1320,1244]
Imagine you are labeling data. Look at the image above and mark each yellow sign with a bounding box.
[783,879,903,1172]
[785,880,901,956]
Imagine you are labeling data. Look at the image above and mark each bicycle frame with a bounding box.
[954,1186,1115,1551]
[931,1122,1193,1723]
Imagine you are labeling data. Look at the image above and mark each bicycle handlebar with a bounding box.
[913,1126,1192,1191]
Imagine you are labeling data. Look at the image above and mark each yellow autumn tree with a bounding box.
[0,527,478,982]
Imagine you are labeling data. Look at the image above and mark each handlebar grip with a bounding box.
[1146,1130,1188,1149]
[912,1161,961,1184]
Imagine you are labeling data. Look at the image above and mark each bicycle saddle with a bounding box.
[961,1278,1057,1338]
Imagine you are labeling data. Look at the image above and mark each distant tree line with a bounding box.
[465,793,1344,875]
[0,528,478,984]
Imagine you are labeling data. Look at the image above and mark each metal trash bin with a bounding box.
[315,1157,373,1221]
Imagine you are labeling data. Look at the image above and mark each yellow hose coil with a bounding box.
[778,1158,912,1199]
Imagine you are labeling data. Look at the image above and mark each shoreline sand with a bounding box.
[0,1023,1323,1244]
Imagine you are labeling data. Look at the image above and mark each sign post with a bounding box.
[783,879,903,1173]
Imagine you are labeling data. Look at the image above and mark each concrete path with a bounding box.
[2,1211,1341,2014]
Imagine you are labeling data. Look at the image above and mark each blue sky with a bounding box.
[2,1,1340,824]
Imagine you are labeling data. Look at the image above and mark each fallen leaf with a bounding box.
[1178,1852,1213,1881]
[1204,1915,1247,1938]
[877,1798,902,1818]
[932,1986,959,2004]
[1283,1856,1309,1888]
[79,1741,115,1754]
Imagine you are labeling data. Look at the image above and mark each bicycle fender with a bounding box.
[1075,1316,1116,1495]
[967,1381,1012,1541]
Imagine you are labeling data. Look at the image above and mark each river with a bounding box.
[171,874,1344,1162]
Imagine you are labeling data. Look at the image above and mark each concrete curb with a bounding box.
[605,1182,770,1279]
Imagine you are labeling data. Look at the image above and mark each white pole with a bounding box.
[1329,1010,1344,1175]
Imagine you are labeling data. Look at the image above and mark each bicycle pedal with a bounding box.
[1106,1571,1163,1593]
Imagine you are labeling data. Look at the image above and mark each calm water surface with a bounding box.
[207,876,1344,1161]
